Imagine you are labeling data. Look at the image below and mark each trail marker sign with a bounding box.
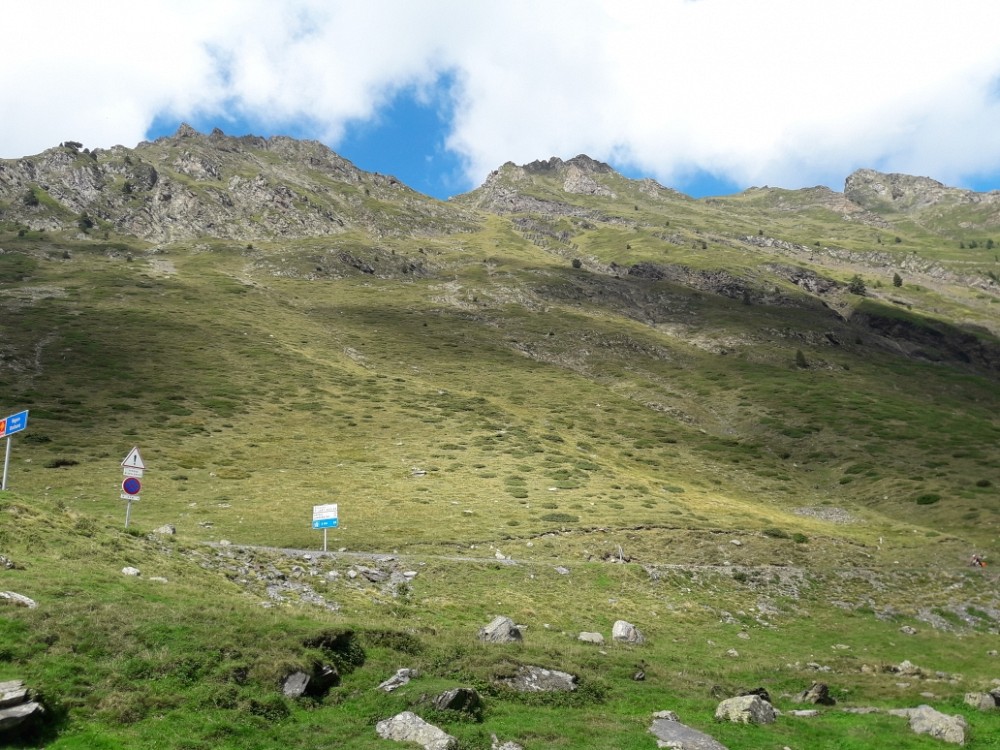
[0,410,28,439]
[121,447,146,527]
[312,504,338,552]
[1,409,29,491]
[121,447,145,473]
[312,504,339,529]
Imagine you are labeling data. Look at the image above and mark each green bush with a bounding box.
[915,493,941,505]
[540,512,578,523]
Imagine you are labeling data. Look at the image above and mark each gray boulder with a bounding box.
[0,680,44,735]
[612,620,645,644]
[478,616,522,643]
[0,681,29,709]
[889,705,967,744]
[490,734,524,750]
[377,668,417,692]
[121,567,141,577]
[795,681,835,705]
[153,524,176,535]
[433,687,483,719]
[0,592,37,609]
[500,665,577,693]
[650,710,729,749]
[965,691,998,710]
[714,694,776,724]
[578,631,605,645]
[281,671,310,698]
[375,711,456,750]
[0,701,45,733]
[281,664,339,698]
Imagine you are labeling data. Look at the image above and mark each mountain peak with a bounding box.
[523,154,614,175]
[844,168,1000,213]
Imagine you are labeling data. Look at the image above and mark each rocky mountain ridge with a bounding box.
[4,125,1000,242]
[845,168,1000,214]
[0,124,475,242]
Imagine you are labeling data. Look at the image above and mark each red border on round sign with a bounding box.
[122,477,142,496]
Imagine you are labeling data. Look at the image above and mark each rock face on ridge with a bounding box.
[0,124,476,242]
[845,168,1000,223]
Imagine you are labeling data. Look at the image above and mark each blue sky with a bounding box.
[6,1,1000,201]
[145,87,742,200]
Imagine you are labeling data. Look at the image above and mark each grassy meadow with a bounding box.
[0,157,999,748]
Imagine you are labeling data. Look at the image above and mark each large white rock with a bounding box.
[478,616,522,643]
[650,710,729,749]
[375,711,456,750]
[0,591,36,609]
[890,705,967,744]
[612,620,645,644]
[714,695,776,724]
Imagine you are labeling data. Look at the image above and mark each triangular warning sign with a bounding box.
[121,446,145,469]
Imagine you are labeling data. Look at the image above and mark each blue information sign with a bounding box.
[0,410,28,439]
[312,518,338,529]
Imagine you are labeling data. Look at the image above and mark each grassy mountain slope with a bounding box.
[0,134,998,748]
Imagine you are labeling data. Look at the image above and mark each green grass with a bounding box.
[1,149,1000,747]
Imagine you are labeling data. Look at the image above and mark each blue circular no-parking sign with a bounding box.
[122,477,142,496]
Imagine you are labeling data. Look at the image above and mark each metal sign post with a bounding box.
[120,447,145,527]
[312,504,338,551]
[1,437,12,492]
[0,410,29,491]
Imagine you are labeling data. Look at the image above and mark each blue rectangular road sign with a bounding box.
[0,410,28,439]
[312,518,338,529]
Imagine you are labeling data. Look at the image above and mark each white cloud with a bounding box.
[3,0,1000,193]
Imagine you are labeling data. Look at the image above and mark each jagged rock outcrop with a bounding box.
[0,124,476,242]
[457,153,684,215]
[845,168,1000,227]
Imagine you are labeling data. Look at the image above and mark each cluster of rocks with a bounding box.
[651,680,983,748]
[477,614,645,647]
[374,614,647,749]
[182,545,419,611]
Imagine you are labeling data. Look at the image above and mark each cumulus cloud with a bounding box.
[3,0,1000,194]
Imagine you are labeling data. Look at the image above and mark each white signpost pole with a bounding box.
[1,437,12,492]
